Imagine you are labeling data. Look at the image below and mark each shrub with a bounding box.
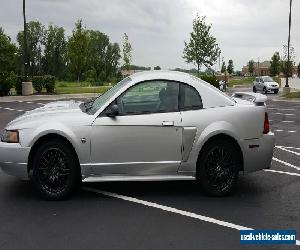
[0,72,14,96]
[44,75,55,93]
[200,74,220,89]
[32,76,44,93]
[15,76,29,95]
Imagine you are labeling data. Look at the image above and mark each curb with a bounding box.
[0,93,100,102]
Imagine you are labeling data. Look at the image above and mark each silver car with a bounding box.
[0,71,275,200]
[253,76,279,94]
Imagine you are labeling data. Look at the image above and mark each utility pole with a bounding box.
[23,0,29,78]
[285,0,292,87]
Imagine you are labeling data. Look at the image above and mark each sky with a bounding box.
[1,0,299,70]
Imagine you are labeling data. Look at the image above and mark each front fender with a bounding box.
[19,122,91,165]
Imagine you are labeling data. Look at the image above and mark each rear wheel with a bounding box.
[253,86,257,93]
[196,139,240,196]
[32,140,81,200]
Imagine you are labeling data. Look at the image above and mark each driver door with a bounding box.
[91,80,182,176]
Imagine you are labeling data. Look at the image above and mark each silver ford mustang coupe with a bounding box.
[0,71,275,200]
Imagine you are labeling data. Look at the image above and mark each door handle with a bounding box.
[162,121,174,126]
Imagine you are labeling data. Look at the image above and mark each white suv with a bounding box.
[253,76,279,94]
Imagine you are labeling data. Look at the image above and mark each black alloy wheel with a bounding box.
[32,140,81,200]
[197,139,240,196]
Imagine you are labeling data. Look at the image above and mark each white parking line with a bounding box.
[0,106,24,112]
[272,157,300,171]
[282,121,295,123]
[264,169,300,177]
[274,130,283,132]
[268,108,296,111]
[287,131,297,133]
[275,146,300,156]
[83,187,252,230]
[280,146,300,150]
[271,113,295,116]
[26,101,33,104]
[84,187,300,246]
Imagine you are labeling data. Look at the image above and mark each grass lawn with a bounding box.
[283,91,300,99]
[55,81,111,94]
[228,77,255,87]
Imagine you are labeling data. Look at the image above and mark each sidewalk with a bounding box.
[0,93,100,102]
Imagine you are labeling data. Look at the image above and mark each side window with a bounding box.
[116,80,179,115]
[255,77,259,82]
[179,84,203,111]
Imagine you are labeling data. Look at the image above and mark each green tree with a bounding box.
[248,60,255,76]
[0,27,17,96]
[154,66,161,70]
[43,24,66,79]
[221,61,226,73]
[297,62,300,77]
[17,21,45,76]
[227,59,234,75]
[0,27,17,73]
[104,42,121,80]
[122,33,132,71]
[87,30,110,82]
[280,60,294,78]
[269,52,281,76]
[183,15,221,76]
[67,19,89,82]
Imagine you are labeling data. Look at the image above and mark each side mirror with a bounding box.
[106,104,119,117]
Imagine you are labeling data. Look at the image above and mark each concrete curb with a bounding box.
[0,93,100,102]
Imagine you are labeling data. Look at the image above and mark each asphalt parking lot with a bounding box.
[0,93,299,249]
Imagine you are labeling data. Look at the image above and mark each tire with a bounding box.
[263,87,267,94]
[253,86,256,93]
[32,140,81,200]
[274,89,278,94]
[196,139,240,196]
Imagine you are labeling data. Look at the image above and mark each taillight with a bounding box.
[263,112,270,134]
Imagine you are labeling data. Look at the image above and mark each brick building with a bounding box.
[242,61,271,76]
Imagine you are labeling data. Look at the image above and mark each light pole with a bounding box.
[23,0,29,79]
[285,0,292,88]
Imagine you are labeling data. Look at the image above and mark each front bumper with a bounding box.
[240,132,275,173]
[266,86,279,92]
[0,141,30,179]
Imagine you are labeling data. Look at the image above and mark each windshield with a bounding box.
[262,76,274,82]
[86,77,131,114]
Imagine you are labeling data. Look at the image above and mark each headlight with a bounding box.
[1,130,19,143]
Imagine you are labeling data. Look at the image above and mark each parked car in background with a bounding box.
[253,76,279,94]
[0,71,275,200]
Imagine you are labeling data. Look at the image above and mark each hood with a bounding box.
[6,100,85,129]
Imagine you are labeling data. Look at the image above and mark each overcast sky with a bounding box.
[1,0,299,70]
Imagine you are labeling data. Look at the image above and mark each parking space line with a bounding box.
[264,169,300,177]
[272,157,300,171]
[282,121,295,123]
[275,146,300,156]
[271,113,295,116]
[83,187,252,230]
[274,130,283,132]
[83,187,300,246]
[280,146,300,150]
[268,108,296,111]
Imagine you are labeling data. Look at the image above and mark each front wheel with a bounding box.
[263,87,268,94]
[274,89,279,94]
[196,139,240,196]
[32,140,81,200]
[253,86,257,93]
